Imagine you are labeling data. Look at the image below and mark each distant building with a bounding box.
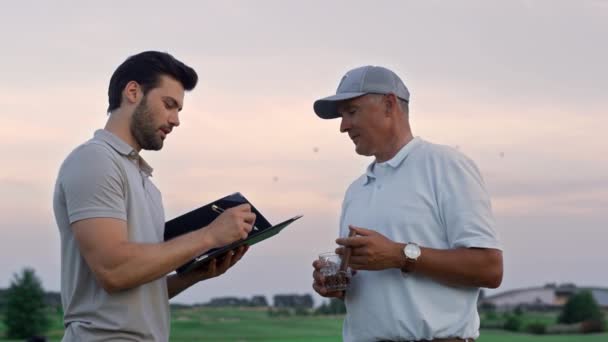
[479,283,608,310]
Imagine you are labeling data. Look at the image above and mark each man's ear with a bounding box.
[122,81,141,105]
[384,93,396,115]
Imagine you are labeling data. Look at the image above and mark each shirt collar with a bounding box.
[364,137,422,185]
[93,129,154,177]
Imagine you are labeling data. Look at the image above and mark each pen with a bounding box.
[211,204,259,231]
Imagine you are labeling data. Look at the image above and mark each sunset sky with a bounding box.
[0,0,606,305]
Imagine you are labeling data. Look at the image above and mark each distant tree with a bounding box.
[250,295,268,307]
[479,301,496,313]
[0,289,8,309]
[314,298,346,315]
[3,268,50,339]
[558,290,604,324]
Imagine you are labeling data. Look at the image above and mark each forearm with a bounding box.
[385,242,503,288]
[96,229,217,292]
[408,245,503,288]
[167,272,198,299]
[337,227,502,289]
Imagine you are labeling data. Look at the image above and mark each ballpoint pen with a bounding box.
[211,204,259,231]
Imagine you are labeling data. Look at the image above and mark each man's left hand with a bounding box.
[335,225,403,271]
[191,245,248,282]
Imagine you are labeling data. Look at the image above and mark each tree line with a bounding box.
[0,268,341,339]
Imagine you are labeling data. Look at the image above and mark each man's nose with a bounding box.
[339,115,350,133]
[169,112,180,127]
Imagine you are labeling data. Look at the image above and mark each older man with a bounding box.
[311,65,503,342]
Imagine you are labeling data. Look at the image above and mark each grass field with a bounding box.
[1,307,607,341]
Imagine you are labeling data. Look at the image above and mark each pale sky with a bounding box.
[1,0,606,305]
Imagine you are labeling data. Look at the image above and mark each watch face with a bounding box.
[405,244,421,259]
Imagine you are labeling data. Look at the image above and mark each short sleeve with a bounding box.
[437,151,501,250]
[59,143,127,224]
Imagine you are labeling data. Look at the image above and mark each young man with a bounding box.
[311,65,503,342]
[53,51,255,341]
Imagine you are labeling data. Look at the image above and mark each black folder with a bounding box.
[164,192,302,274]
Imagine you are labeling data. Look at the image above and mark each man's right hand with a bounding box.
[206,204,256,247]
[312,260,345,300]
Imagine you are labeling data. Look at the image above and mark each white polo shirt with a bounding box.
[340,137,501,342]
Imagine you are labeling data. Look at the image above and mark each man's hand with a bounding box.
[312,260,346,299]
[335,225,403,271]
[190,245,248,282]
[167,245,249,299]
[206,204,256,247]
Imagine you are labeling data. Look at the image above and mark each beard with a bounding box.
[130,97,164,151]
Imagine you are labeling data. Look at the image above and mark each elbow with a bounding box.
[482,251,503,289]
[100,279,122,294]
[98,274,123,294]
[88,253,137,293]
[483,269,503,289]
[96,269,130,294]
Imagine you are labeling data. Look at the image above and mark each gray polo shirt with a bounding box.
[53,129,169,341]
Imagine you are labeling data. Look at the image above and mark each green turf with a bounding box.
[1,308,607,342]
[169,308,342,341]
[478,330,608,342]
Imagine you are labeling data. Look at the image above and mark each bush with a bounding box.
[546,323,582,334]
[294,307,310,316]
[559,290,604,324]
[480,310,503,329]
[525,322,547,335]
[580,319,606,333]
[480,320,505,329]
[485,311,498,320]
[503,315,522,332]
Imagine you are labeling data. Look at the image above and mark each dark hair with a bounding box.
[107,51,198,113]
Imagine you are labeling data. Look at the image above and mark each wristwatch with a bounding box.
[401,242,421,273]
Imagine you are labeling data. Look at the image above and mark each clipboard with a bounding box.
[164,192,302,274]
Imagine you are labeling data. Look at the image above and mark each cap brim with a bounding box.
[313,92,366,119]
